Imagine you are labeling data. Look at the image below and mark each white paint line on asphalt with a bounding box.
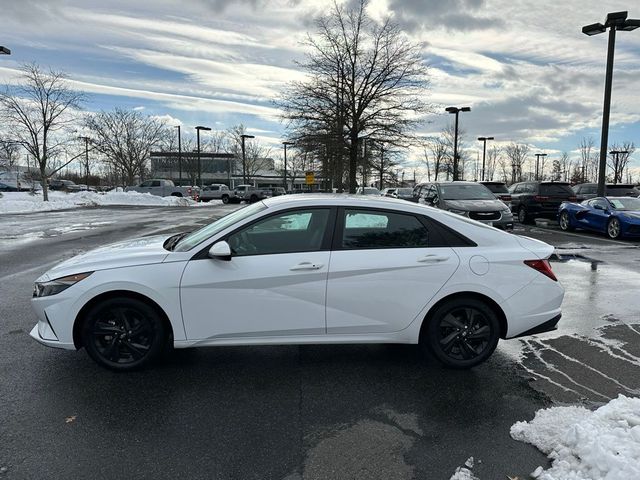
[530,225,637,247]
[2,260,60,281]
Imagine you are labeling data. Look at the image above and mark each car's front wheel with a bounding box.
[518,206,531,224]
[559,211,574,231]
[423,298,500,369]
[607,217,621,239]
[81,297,166,371]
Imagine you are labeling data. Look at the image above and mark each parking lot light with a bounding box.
[582,11,640,197]
[609,150,629,184]
[195,126,211,189]
[535,153,547,181]
[477,136,494,181]
[446,106,471,181]
[240,134,255,184]
[282,141,294,191]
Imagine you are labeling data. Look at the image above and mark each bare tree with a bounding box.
[85,108,168,186]
[226,124,272,184]
[607,142,635,184]
[558,151,572,182]
[578,137,597,183]
[0,63,85,200]
[279,0,430,192]
[504,143,530,183]
[421,137,447,181]
[0,139,21,172]
[485,145,501,181]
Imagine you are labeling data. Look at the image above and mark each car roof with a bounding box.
[263,193,419,209]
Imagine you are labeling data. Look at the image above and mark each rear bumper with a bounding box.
[510,314,561,338]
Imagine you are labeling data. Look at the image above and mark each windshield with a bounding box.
[173,202,267,251]
[609,197,640,211]
[440,184,495,200]
[482,183,508,194]
[396,188,413,195]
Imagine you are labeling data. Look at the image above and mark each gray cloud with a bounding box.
[387,0,505,31]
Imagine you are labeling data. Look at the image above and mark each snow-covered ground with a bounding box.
[448,395,640,480]
[0,191,221,214]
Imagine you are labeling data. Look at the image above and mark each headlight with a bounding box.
[33,272,93,298]
[448,209,467,216]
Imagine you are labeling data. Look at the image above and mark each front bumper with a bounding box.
[29,323,75,350]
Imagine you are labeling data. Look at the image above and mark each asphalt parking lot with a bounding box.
[1,204,639,479]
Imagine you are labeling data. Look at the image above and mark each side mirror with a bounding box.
[208,241,232,261]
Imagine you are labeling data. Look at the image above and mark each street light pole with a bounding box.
[609,149,629,184]
[583,11,640,196]
[175,125,182,185]
[195,125,211,189]
[282,141,294,192]
[477,136,494,181]
[446,106,471,181]
[240,134,255,185]
[534,153,547,181]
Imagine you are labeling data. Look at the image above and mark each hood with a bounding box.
[514,235,554,260]
[39,235,171,281]
[442,199,507,211]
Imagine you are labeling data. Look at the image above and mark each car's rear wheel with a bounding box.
[221,195,229,204]
[81,297,166,371]
[518,206,531,224]
[607,217,621,239]
[559,211,574,231]
[423,298,500,369]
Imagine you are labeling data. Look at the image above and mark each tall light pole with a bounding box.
[609,149,629,184]
[240,134,255,184]
[534,153,547,181]
[77,136,90,186]
[195,126,211,188]
[282,141,294,191]
[446,106,471,180]
[477,136,494,181]
[583,11,640,197]
[175,125,182,185]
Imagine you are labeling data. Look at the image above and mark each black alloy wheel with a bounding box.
[424,298,500,369]
[82,297,166,371]
[221,195,229,204]
[518,206,530,224]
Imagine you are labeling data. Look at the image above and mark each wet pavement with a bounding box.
[0,206,639,479]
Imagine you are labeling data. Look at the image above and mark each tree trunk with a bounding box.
[348,134,358,193]
[40,165,49,201]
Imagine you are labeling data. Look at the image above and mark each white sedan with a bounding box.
[30,195,564,371]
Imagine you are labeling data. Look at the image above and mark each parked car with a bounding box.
[479,181,512,205]
[269,187,287,197]
[355,187,381,196]
[49,179,77,191]
[392,187,414,201]
[125,179,197,199]
[30,195,563,371]
[381,188,397,197]
[573,183,640,202]
[199,184,231,202]
[509,181,576,224]
[414,181,514,230]
[0,172,40,192]
[558,196,640,239]
[232,185,272,203]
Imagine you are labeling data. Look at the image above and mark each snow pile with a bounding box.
[511,395,640,480]
[0,190,199,214]
[449,457,479,480]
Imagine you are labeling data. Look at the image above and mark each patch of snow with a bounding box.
[0,191,221,214]
[449,458,479,480]
[511,394,640,480]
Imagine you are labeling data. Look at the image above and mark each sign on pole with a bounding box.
[305,171,314,185]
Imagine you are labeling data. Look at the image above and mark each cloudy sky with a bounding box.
[2,0,639,179]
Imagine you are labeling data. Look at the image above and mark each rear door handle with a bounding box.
[290,262,324,271]
[417,254,450,263]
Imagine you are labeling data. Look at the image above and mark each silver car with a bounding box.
[417,181,514,230]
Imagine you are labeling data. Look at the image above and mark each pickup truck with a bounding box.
[125,179,197,199]
[199,184,232,203]
[232,185,272,203]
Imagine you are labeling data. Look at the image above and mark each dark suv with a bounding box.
[479,181,512,204]
[573,183,640,202]
[509,181,576,223]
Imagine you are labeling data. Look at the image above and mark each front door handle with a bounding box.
[417,254,450,263]
[290,262,324,271]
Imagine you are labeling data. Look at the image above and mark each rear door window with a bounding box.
[341,209,429,249]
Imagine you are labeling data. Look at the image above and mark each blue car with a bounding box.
[558,196,640,239]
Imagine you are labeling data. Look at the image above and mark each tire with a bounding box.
[607,217,621,239]
[81,297,166,371]
[559,211,574,231]
[250,195,258,203]
[422,298,500,369]
[221,195,229,204]
[518,206,531,224]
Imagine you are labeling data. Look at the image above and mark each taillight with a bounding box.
[501,195,512,202]
[533,195,549,201]
[524,259,557,281]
